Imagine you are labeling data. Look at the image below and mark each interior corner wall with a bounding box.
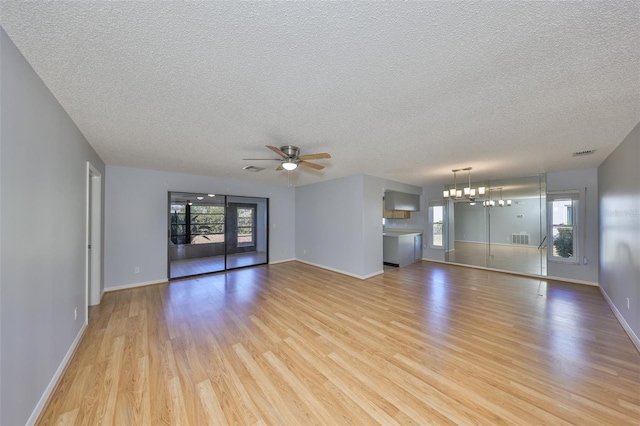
[104,166,295,289]
[0,29,106,425]
[546,168,599,284]
[598,122,639,344]
[295,174,366,277]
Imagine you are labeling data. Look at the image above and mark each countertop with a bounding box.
[382,231,423,237]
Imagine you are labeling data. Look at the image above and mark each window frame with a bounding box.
[547,191,579,264]
[429,201,445,250]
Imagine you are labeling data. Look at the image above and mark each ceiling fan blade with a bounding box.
[242,158,280,161]
[276,164,284,171]
[299,160,324,170]
[266,145,287,158]
[298,153,331,160]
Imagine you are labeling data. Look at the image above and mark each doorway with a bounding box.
[168,192,268,279]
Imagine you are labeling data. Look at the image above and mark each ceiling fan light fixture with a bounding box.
[282,160,298,171]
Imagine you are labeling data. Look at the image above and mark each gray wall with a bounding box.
[104,166,295,289]
[295,174,365,277]
[0,29,106,425]
[546,168,599,284]
[295,174,422,278]
[598,122,639,346]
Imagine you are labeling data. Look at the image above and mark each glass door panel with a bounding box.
[225,196,268,270]
[169,192,226,279]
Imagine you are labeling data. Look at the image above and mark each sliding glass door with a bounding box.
[168,192,268,279]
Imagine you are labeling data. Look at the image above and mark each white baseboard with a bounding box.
[362,269,385,279]
[269,258,296,265]
[545,275,598,286]
[27,322,88,425]
[599,287,640,353]
[295,259,383,280]
[104,278,168,293]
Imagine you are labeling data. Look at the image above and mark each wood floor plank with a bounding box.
[196,379,226,425]
[37,261,640,425]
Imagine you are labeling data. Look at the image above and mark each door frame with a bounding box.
[86,162,102,318]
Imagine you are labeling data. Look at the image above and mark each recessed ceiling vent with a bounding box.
[573,149,596,157]
[242,165,265,172]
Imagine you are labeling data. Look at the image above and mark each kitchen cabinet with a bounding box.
[384,191,420,211]
[383,232,423,267]
[383,209,411,219]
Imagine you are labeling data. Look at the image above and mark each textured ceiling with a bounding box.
[1,1,638,187]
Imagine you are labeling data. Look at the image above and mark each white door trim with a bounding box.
[86,162,102,318]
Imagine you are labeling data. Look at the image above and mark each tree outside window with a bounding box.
[549,194,578,262]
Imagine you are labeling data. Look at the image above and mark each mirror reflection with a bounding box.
[445,175,547,276]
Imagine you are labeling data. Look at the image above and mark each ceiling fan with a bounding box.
[243,145,331,171]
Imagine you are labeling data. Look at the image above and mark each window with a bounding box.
[237,207,255,247]
[548,192,578,262]
[429,203,444,249]
[170,204,187,244]
[169,203,226,245]
[190,205,225,244]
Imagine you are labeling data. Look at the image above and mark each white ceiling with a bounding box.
[1,1,638,187]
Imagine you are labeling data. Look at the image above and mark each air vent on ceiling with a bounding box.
[573,149,596,157]
[242,165,265,172]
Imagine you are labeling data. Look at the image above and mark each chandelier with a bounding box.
[443,167,486,200]
[482,187,511,207]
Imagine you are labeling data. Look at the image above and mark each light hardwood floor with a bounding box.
[39,261,639,425]
[170,251,268,278]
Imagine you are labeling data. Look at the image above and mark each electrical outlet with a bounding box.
[74,307,78,321]
[303,250,307,254]
[134,267,140,274]
[627,297,630,310]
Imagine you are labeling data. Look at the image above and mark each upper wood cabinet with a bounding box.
[383,208,411,219]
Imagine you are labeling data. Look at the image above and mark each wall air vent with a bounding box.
[511,233,530,245]
[573,149,595,157]
[242,165,265,172]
